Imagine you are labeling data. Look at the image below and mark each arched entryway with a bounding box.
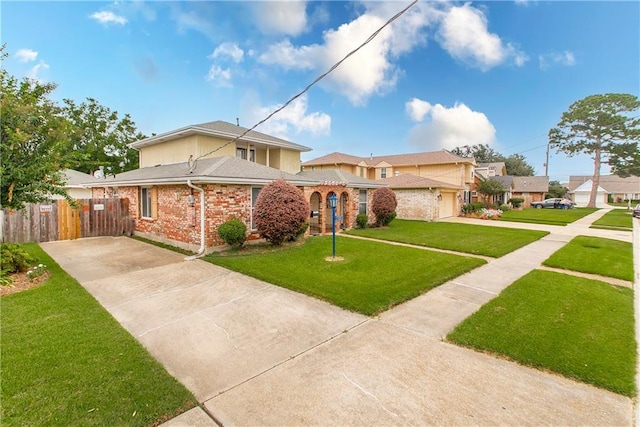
[325,191,336,233]
[309,192,321,235]
[340,192,349,229]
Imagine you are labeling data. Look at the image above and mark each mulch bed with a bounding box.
[1,271,51,297]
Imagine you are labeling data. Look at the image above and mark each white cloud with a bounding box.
[406,98,432,122]
[514,0,530,6]
[210,42,244,63]
[253,1,308,36]
[174,9,215,39]
[436,3,527,71]
[15,48,38,63]
[407,99,496,150]
[539,51,576,69]
[27,61,50,82]
[206,66,232,87]
[258,2,434,105]
[252,94,331,138]
[90,11,128,25]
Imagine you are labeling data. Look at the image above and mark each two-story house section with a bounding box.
[131,120,312,174]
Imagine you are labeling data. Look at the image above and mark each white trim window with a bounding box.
[380,167,387,179]
[359,189,367,214]
[251,187,261,229]
[140,187,152,219]
[237,147,256,162]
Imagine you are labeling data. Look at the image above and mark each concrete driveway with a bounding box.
[41,234,633,426]
[40,237,366,402]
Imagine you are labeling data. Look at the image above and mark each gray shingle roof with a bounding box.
[81,156,318,187]
[302,150,474,167]
[512,176,549,193]
[130,120,312,152]
[488,175,513,188]
[297,170,385,188]
[567,175,640,193]
[378,173,462,189]
[61,169,104,187]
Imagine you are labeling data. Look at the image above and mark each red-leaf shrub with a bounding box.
[254,179,310,245]
[372,187,397,226]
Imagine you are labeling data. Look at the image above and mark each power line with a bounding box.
[192,0,419,167]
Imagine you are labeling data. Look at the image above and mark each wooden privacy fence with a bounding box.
[1,199,134,243]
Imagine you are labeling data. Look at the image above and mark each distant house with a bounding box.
[475,162,507,178]
[511,176,549,208]
[302,150,476,218]
[51,169,100,199]
[377,174,462,221]
[567,175,640,206]
[85,121,380,252]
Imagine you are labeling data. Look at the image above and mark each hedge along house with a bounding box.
[296,170,385,234]
[85,120,385,253]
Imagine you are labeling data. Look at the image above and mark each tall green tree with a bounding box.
[609,143,640,177]
[0,48,70,209]
[452,144,535,176]
[549,93,640,207]
[504,154,535,176]
[62,98,144,175]
[546,180,568,198]
[476,178,506,204]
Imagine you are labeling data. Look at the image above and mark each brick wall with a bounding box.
[393,188,438,221]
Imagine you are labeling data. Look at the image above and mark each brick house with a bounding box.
[567,175,640,206]
[302,150,476,218]
[377,174,462,221]
[87,121,381,253]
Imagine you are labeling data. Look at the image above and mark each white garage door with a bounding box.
[439,192,456,219]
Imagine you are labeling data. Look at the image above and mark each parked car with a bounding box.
[633,204,640,218]
[531,198,574,209]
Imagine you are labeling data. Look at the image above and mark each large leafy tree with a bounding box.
[546,180,568,198]
[476,178,506,204]
[549,93,640,207]
[452,144,535,176]
[62,98,144,175]
[0,49,70,209]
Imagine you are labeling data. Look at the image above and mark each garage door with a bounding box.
[439,192,456,219]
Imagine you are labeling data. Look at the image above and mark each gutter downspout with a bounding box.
[185,180,206,261]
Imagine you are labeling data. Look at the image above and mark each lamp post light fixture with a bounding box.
[328,193,338,258]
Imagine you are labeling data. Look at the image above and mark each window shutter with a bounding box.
[151,186,158,219]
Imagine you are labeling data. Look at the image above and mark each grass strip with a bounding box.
[205,236,485,316]
[1,244,197,426]
[590,209,633,230]
[447,270,636,397]
[543,236,633,281]
[498,207,598,226]
[344,219,547,257]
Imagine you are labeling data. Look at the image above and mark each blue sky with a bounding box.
[3,1,639,182]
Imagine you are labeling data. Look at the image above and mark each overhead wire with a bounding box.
[191,0,419,170]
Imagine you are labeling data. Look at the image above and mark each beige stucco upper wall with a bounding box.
[393,164,473,187]
[138,135,302,173]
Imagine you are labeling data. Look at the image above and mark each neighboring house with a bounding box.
[302,150,476,217]
[567,175,640,205]
[511,176,549,207]
[50,169,100,199]
[86,121,382,252]
[378,174,462,220]
[475,162,507,178]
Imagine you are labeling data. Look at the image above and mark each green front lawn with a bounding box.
[499,207,598,226]
[447,270,636,396]
[591,209,634,230]
[205,236,485,315]
[1,244,196,426]
[543,236,634,281]
[344,220,548,257]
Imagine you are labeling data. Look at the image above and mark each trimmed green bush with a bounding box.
[509,197,524,208]
[356,213,368,229]
[217,218,247,247]
[372,187,397,226]
[1,243,36,274]
[499,203,511,211]
[254,179,310,246]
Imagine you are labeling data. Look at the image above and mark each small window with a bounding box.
[236,147,247,160]
[140,187,152,218]
[251,187,261,229]
[359,190,367,214]
[380,167,387,179]
[471,191,477,197]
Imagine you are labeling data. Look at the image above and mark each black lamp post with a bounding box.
[328,193,337,258]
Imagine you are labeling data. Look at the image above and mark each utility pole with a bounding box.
[545,141,550,177]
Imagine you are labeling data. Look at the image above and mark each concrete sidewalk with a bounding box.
[40,210,635,426]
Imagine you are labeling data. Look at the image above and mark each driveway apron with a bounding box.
[40,237,366,402]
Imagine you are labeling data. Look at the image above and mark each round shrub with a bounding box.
[254,179,310,246]
[1,243,36,273]
[509,197,524,208]
[372,187,397,226]
[356,213,368,229]
[217,218,247,247]
[499,203,511,212]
